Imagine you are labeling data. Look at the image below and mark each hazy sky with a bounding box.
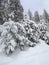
[21,0,49,14]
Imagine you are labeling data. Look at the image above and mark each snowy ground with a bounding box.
[0,39,49,65]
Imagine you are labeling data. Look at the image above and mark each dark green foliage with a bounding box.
[0,0,24,24]
[8,0,24,22]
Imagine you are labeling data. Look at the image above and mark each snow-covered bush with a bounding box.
[44,31,49,45]
[0,19,40,55]
[23,19,40,43]
[0,18,48,55]
[38,20,47,41]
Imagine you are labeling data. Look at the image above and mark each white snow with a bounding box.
[0,40,49,65]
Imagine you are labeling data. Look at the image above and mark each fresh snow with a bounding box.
[0,40,49,65]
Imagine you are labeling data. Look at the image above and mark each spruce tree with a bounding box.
[34,11,40,22]
[43,9,49,22]
[28,9,33,20]
[0,0,24,23]
[8,0,24,22]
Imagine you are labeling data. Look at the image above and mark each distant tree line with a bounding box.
[28,9,49,23]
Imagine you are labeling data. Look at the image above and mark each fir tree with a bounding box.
[8,0,24,22]
[0,0,24,23]
[43,9,49,22]
[28,9,33,20]
[34,11,40,22]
